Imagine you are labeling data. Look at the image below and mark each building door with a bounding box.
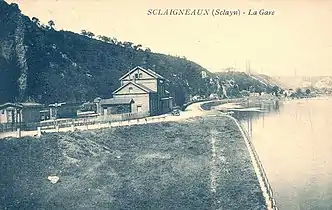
[137,105,142,113]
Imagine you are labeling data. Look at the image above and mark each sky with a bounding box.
[5,0,332,76]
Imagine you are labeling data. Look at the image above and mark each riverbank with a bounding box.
[242,96,332,209]
[200,95,279,111]
[0,115,266,209]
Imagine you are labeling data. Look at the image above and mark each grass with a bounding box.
[0,115,266,210]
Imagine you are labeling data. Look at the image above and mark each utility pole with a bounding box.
[246,60,251,75]
[248,60,251,75]
[246,60,248,74]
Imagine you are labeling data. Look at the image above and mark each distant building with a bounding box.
[249,93,260,97]
[201,71,207,79]
[209,94,219,100]
[49,102,81,119]
[20,102,44,123]
[97,66,173,116]
[0,102,44,124]
[284,89,295,97]
[192,95,202,102]
[0,103,23,124]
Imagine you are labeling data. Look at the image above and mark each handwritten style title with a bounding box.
[147,9,275,17]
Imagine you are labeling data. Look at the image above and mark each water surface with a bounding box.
[237,97,332,210]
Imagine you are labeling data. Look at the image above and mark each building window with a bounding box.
[128,87,133,93]
[137,105,142,113]
[135,73,139,79]
[139,73,143,78]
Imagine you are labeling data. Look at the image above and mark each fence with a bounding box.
[39,111,150,130]
[0,123,17,133]
[97,111,150,123]
[238,120,278,210]
[0,112,151,133]
[0,122,41,133]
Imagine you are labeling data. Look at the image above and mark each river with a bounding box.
[235,97,332,210]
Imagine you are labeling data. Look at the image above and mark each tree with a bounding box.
[123,41,134,49]
[296,88,303,98]
[305,89,311,95]
[86,31,95,38]
[97,35,111,42]
[80,30,95,38]
[272,85,279,96]
[10,3,21,12]
[111,38,118,44]
[48,20,55,29]
[31,17,40,26]
[81,30,88,36]
[133,44,142,50]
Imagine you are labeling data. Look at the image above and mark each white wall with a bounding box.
[114,94,150,113]
[115,83,147,95]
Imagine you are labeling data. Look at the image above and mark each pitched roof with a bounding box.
[119,66,165,80]
[0,103,23,109]
[100,97,134,105]
[146,68,165,79]
[112,81,156,95]
[20,102,44,107]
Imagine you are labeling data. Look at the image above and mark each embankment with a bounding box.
[0,115,266,210]
[200,95,280,111]
[200,100,278,210]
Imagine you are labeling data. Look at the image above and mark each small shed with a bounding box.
[0,103,23,124]
[20,102,45,123]
[100,98,135,115]
[49,102,81,119]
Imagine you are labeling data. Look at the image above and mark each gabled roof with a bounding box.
[100,97,134,105]
[49,102,66,107]
[49,102,81,107]
[20,102,44,108]
[112,81,156,95]
[119,66,165,80]
[146,68,166,80]
[0,103,23,109]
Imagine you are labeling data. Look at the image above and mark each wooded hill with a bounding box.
[0,1,281,105]
[0,1,216,106]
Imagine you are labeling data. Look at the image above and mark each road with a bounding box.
[0,101,212,139]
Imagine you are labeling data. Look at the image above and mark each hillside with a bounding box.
[272,76,332,90]
[215,71,277,95]
[0,1,214,106]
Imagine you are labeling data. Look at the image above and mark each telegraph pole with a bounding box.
[246,60,251,75]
